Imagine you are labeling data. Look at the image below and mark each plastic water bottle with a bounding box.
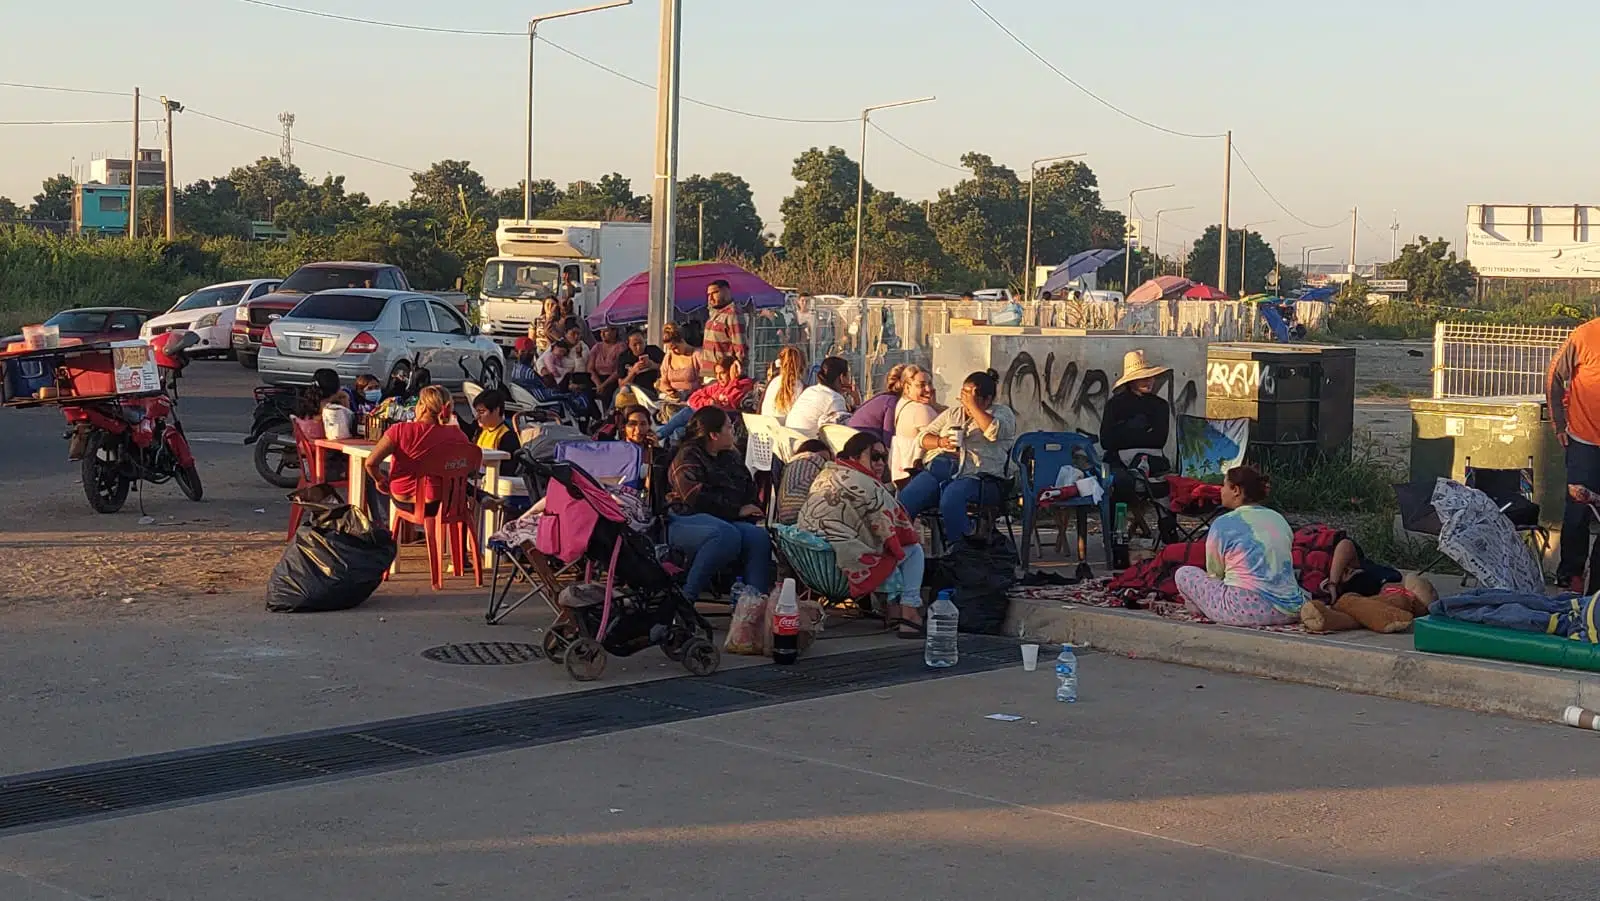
[1055,646,1078,703]
[924,590,960,668]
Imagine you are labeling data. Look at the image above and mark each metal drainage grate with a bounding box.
[422,642,544,665]
[0,637,1017,837]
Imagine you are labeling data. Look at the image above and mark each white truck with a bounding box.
[478,219,651,348]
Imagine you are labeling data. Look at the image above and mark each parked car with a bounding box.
[3,307,151,348]
[256,289,503,389]
[141,278,279,358]
[864,280,923,299]
[232,262,411,369]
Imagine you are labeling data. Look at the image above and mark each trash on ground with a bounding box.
[985,713,1024,722]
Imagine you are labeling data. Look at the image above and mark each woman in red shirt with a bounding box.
[365,385,473,510]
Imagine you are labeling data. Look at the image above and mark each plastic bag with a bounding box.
[925,527,1018,635]
[266,486,397,612]
[321,403,354,440]
[724,582,772,655]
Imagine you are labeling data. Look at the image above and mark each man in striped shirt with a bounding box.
[701,279,746,368]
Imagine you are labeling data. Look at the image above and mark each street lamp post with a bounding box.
[1023,153,1085,299]
[524,0,632,219]
[851,96,936,298]
[1236,219,1274,296]
[1274,231,1306,294]
[1303,244,1335,279]
[1124,184,1174,293]
[1153,206,1194,277]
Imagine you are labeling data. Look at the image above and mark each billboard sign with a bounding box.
[1369,279,1409,293]
[1466,204,1600,278]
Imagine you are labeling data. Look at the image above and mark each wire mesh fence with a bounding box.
[1432,322,1572,398]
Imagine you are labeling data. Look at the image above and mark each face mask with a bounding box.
[362,389,382,403]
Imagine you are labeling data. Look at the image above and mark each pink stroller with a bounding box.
[528,458,719,681]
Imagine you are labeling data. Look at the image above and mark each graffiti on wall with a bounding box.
[1206,360,1273,398]
[1001,351,1199,436]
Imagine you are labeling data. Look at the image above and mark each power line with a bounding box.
[1229,143,1348,230]
[964,0,1225,140]
[0,119,159,126]
[868,122,966,173]
[233,0,517,34]
[0,80,128,97]
[186,108,417,171]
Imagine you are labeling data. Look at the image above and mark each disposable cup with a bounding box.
[1021,643,1040,671]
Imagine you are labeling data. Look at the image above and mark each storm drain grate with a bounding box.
[421,642,544,665]
[0,638,1017,836]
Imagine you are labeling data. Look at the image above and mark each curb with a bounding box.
[1004,597,1600,723]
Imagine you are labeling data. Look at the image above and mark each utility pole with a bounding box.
[278,112,295,167]
[1125,185,1174,292]
[697,201,704,259]
[129,88,140,239]
[1349,205,1358,276]
[1154,206,1194,280]
[160,96,182,240]
[1217,130,1231,294]
[646,0,683,345]
[1390,211,1400,262]
[524,2,631,221]
[851,96,936,297]
[1023,153,1086,299]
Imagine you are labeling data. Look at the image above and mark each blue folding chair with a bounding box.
[1011,431,1112,574]
[554,440,644,490]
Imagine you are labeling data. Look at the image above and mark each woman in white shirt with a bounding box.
[760,345,807,420]
[785,356,857,436]
[890,366,940,485]
[562,325,590,373]
[898,369,1017,543]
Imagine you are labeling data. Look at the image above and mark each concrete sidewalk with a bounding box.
[1005,595,1600,725]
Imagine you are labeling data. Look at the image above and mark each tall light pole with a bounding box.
[1124,184,1173,292]
[851,96,936,297]
[524,0,632,220]
[1236,218,1274,296]
[1153,205,1194,277]
[1303,244,1335,278]
[129,87,140,239]
[159,96,182,240]
[645,0,681,344]
[1274,230,1306,295]
[1023,153,1085,298]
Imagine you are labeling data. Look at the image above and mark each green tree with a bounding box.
[928,152,1027,279]
[544,173,647,220]
[329,206,464,290]
[1026,159,1115,268]
[225,157,307,221]
[862,191,945,283]
[275,175,370,235]
[29,174,75,221]
[677,172,765,258]
[1381,236,1476,304]
[0,196,19,222]
[778,146,863,263]
[410,159,491,220]
[173,178,253,238]
[493,180,564,220]
[1183,224,1281,295]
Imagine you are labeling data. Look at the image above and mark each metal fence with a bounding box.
[745,297,1329,390]
[1432,321,1572,398]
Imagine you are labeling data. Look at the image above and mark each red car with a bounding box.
[5,307,152,347]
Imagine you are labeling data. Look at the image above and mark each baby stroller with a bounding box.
[522,458,719,681]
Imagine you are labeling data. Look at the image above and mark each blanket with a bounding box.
[1431,478,1545,593]
[798,461,920,596]
[1431,588,1600,642]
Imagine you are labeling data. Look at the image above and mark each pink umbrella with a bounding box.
[586,262,786,328]
[1181,284,1231,300]
[1126,275,1193,303]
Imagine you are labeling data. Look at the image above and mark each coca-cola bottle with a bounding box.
[771,578,799,665]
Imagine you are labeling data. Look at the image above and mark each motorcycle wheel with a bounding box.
[82,430,131,514]
[253,422,300,489]
[175,464,204,502]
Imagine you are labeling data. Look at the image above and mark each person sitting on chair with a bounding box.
[365,385,474,515]
[1103,349,1179,541]
[785,355,857,436]
[774,439,830,526]
[657,354,756,444]
[1174,465,1306,626]
[457,388,521,478]
[666,407,773,602]
[799,432,926,638]
[898,369,1017,544]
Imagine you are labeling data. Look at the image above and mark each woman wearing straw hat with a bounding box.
[1104,349,1179,542]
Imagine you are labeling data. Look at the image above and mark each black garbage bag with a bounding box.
[266,485,397,612]
[926,527,1019,635]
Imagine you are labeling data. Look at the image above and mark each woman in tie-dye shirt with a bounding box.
[1174,465,1307,626]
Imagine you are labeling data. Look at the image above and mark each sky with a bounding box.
[3,0,1596,266]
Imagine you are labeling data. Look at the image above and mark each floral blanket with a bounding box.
[797,462,920,596]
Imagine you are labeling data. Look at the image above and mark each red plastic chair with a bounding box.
[286,416,346,541]
[385,442,484,590]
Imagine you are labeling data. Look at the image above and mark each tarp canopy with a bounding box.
[1181,284,1231,300]
[1126,276,1193,303]
[1039,248,1125,296]
[586,261,785,328]
[1294,286,1337,302]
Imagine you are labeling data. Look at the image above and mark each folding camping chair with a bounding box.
[1012,431,1110,575]
[771,524,901,627]
[1464,455,1550,557]
[1163,414,1251,544]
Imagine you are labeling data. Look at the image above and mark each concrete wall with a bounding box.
[929,329,1208,454]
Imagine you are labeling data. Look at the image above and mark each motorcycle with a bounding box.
[246,385,304,489]
[64,330,204,514]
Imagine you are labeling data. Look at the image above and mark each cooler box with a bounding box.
[2,356,56,402]
[62,341,160,398]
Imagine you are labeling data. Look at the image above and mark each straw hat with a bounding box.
[1113,349,1170,390]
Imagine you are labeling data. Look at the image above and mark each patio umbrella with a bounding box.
[1181,284,1231,300]
[586,262,786,328]
[1125,275,1193,303]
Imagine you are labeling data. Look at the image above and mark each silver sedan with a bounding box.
[257,289,504,388]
